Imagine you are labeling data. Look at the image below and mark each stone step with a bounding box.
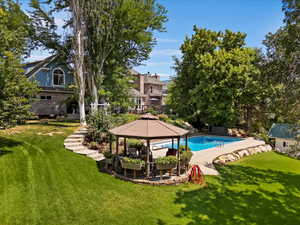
[79,128,88,132]
[87,150,99,155]
[73,131,88,135]
[74,149,98,155]
[91,154,105,161]
[64,142,82,147]
[67,146,87,151]
[68,134,86,139]
[64,138,83,143]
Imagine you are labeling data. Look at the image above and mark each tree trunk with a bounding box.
[71,0,86,126]
[90,74,99,114]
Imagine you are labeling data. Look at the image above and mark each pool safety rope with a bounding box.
[189,165,205,185]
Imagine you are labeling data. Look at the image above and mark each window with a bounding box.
[150,86,153,93]
[53,68,65,86]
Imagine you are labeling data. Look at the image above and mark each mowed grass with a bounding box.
[0,123,300,225]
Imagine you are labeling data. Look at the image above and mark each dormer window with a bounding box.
[53,68,65,86]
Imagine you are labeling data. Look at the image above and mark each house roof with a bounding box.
[24,55,58,78]
[268,123,300,139]
[109,113,189,139]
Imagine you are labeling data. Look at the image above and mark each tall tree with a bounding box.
[0,0,39,128]
[260,0,300,124]
[167,27,262,128]
[83,0,167,112]
[29,0,167,116]
[70,0,86,125]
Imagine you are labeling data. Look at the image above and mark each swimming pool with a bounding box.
[152,136,242,151]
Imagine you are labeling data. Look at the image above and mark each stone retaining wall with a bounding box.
[110,170,189,185]
[213,144,273,165]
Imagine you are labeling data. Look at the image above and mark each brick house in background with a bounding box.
[24,55,78,118]
[129,69,167,113]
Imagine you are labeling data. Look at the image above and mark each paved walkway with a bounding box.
[152,137,265,175]
[64,127,105,161]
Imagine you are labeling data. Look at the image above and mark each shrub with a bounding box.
[112,113,139,127]
[122,157,145,166]
[145,108,159,115]
[87,111,113,143]
[104,151,113,159]
[127,139,144,150]
[158,114,169,122]
[179,144,191,152]
[155,156,177,165]
[180,150,193,162]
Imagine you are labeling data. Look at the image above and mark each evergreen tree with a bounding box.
[0,0,39,128]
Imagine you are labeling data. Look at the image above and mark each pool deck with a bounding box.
[152,137,265,176]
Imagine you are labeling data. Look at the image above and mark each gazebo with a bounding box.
[109,113,190,178]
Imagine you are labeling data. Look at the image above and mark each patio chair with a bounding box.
[166,148,177,156]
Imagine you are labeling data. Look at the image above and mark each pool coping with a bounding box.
[151,135,244,151]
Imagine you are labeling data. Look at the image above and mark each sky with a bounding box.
[22,0,284,80]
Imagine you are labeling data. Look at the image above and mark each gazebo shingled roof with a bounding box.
[109,113,189,139]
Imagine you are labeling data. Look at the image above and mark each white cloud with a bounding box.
[158,73,172,78]
[146,61,172,67]
[156,38,179,43]
[24,51,51,63]
[151,49,181,57]
[55,18,65,27]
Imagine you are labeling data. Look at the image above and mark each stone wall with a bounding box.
[213,144,273,165]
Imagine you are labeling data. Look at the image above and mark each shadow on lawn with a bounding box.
[0,137,22,157]
[171,165,300,225]
[27,122,79,128]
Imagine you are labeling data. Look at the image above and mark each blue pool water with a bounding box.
[153,136,242,151]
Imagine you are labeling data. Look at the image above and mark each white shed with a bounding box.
[268,123,300,152]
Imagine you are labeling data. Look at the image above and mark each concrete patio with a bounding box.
[152,137,265,175]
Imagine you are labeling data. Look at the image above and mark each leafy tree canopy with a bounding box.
[167,27,262,128]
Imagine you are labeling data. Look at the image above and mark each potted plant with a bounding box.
[121,157,145,170]
[155,156,177,170]
[121,157,145,178]
[179,145,193,165]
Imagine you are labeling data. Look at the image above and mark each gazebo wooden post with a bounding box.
[116,136,119,155]
[185,135,188,151]
[177,137,181,176]
[124,138,127,156]
[146,139,150,179]
[172,138,174,149]
[109,134,112,153]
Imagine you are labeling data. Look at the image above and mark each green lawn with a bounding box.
[1,123,300,225]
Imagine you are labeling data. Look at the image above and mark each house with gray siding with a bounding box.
[24,55,78,117]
